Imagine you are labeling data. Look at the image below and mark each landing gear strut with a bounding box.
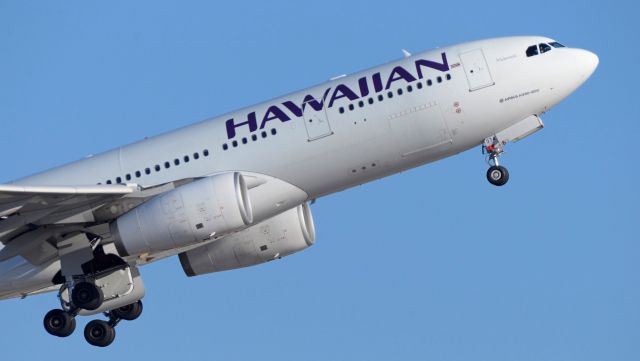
[483,136,509,186]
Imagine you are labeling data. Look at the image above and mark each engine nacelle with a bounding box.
[111,172,252,257]
[179,202,315,276]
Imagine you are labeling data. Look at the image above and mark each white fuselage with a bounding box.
[1,36,598,297]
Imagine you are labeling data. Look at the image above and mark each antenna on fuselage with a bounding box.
[401,49,411,58]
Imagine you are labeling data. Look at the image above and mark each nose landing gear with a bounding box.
[483,136,509,186]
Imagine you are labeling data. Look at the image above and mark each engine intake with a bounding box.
[179,202,315,277]
[111,172,252,257]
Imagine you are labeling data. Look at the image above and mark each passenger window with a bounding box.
[145,168,151,175]
[135,171,141,178]
[539,43,552,54]
[526,45,539,57]
[125,174,131,181]
[116,177,122,184]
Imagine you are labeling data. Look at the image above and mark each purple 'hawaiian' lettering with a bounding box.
[260,105,291,129]
[358,77,370,97]
[281,101,303,117]
[372,72,384,93]
[302,88,331,112]
[415,52,449,79]
[328,84,359,108]
[225,53,450,139]
[226,112,258,139]
[385,66,417,90]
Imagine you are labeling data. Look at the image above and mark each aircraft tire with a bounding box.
[84,320,116,347]
[111,300,143,321]
[44,309,76,337]
[71,281,104,311]
[487,165,509,186]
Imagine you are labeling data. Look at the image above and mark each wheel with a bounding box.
[486,165,509,186]
[111,300,143,321]
[43,309,76,337]
[71,281,104,311]
[84,320,116,347]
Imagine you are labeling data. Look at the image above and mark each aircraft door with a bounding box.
[302,93,333,141]
[459,49,495,91]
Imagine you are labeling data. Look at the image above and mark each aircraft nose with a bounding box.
[575,49,599,80]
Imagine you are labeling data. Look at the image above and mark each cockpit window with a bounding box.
[549,41,566,48]
[539,43,552,54]
[526,45,539,57]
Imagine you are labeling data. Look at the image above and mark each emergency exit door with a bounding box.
[459,49,495,91]
[302,94,333,141]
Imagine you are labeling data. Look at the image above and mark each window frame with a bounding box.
[539,43,552,54]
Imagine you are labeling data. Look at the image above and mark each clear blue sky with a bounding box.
[1,1,638,360]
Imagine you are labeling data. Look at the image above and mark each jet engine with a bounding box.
[179,202,315,276]
[111,172,253,257]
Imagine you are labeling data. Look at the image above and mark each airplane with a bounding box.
[0,36,598,347]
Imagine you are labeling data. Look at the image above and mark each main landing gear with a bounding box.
[44,300,143,347]
[42,233,145,347]
[483,135,509,186]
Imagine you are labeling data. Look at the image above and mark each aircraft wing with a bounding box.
[0,184,137,247]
